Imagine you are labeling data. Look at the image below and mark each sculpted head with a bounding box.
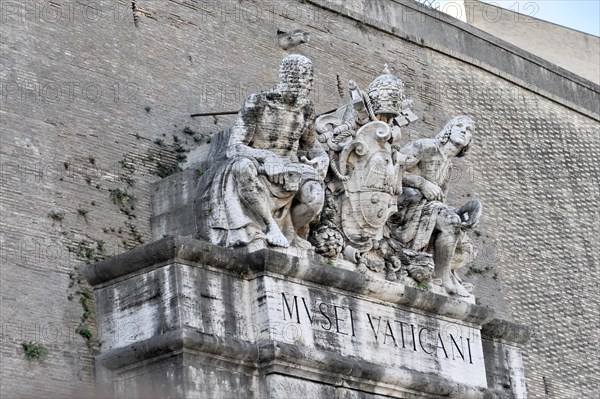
[367,65,405,119]
[278,54,314,97]
[436,116,474,157]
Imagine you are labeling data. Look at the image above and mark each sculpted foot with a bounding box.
[452,270,473,293]
[266,226,289,248]
[442,275,471,297]
[442,276,458,295]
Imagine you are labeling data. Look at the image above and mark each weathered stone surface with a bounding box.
[2,0,598,397]
[193,55,329,250]
[277,29,311,50]
[311,67,412,277]
[162,59,484,301]
[388,116,481,297]
[84,236,522,398]
[481,319,533,399]
[150,168,200,240]
[309,0,599,118]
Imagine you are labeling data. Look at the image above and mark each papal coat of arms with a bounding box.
[310,66,421,277]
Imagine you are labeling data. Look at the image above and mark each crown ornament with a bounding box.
[367,64,406,116]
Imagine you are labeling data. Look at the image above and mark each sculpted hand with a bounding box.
[301,156,328,180]
[420,180,444,201]
[263,158,288,185]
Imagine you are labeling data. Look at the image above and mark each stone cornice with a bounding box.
[307,0,600,120]
[482,318,535,345]
[84,236,494,325]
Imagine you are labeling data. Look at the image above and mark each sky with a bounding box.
[433,0,600,36]
[482,0,600,36]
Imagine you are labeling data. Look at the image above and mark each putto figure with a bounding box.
[194,55,329,249]
[388,116,482,296]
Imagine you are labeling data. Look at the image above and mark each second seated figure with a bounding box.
[387,115,482,296]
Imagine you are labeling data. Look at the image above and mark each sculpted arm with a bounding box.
[300,105,329,180]
[227,94,276,162]
[401,141,425,188]
[401,141,445,201]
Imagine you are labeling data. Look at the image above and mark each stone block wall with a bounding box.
[1,0,598,398]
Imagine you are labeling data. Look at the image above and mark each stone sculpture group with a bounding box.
[194,55,482,297]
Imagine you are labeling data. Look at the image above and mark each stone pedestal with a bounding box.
[84,236,530,398]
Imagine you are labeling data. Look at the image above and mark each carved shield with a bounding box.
[339,121,400,247]
[358,191,394,229]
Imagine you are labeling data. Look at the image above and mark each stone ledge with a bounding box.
[481,318,534,345]
[97,327,508,399]
[83,236,494,325]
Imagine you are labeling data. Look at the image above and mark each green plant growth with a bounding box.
[77,208,89,221]
[182,126,196,135]
[415,281,429,290]
[96,240,105,254]
[144,106,152,113]
[48,211,65,222]
[78,291,92,323]
[120,175,135,188]
[174,143,186,154]
[155,161,182,178]
[69,277,95,346]
[465,265,493,277]
[67,239,106,264]
[174,140,188,162]
[76,325,93,341]
[118,159,136,174]
[193,133,212,145]
[22,341,48,361]
[109,188,137,219]
[125,222,144,245]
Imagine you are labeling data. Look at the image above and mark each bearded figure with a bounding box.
[194,55,329,250]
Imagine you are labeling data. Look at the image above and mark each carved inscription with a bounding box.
[281,292,475,363]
